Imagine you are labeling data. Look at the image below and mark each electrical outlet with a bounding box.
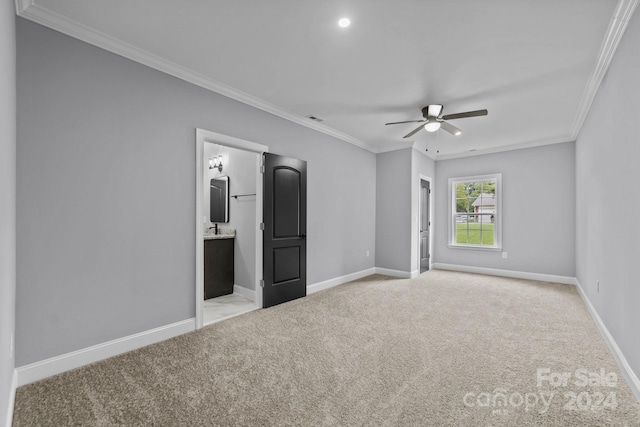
[597,280,600,293]
[10,333,14,358]
[502,252,508,259]
[366,250,370,257]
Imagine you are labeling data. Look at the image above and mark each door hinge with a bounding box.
[428,189,431,194]
[429,221,431,226]
[260,165,265,174]
[259,222,265,230]
[260,280,265,288]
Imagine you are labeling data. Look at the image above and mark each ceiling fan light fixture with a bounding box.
[387,104,487,139]
[424,120,441,132]
[338,18,351,28]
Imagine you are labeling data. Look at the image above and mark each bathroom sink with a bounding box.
[204,228,236,240]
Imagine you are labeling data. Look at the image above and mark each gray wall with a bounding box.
[375,148,435,275]
[375,149,412,272]
[16,19,376,366]
[434,142,576,277]
[575,8,640,382]
[0,2,16,423]
[204,143,257,291]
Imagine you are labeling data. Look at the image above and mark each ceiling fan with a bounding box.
[385,105,488,138]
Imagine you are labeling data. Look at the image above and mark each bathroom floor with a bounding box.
[203,293,257,325]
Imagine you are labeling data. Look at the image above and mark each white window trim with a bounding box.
[448,173,502,251]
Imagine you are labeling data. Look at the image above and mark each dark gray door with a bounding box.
[420,179,430,273]
[263,153,307,308]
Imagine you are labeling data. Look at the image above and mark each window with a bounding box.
[449,174,501,249]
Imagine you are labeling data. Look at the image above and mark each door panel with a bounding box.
[263,153,307,308]
[274,168,301,238]
[420,179,430,273]
[273,247,301,284]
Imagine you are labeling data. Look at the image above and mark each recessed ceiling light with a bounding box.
[338,18,351,28]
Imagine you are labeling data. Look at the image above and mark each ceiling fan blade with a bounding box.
[403,124,425,139]
[385,119,425,126]
[441,109,488,121]
[440,121,462,136]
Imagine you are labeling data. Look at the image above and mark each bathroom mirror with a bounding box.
[210,176,229,223]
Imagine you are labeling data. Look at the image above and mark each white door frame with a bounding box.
[418,174,434,273]
[195,128,268,329]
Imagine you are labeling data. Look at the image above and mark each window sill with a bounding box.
[448,244,502,252]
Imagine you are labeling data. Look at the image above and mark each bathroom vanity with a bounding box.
[204,229,235,299]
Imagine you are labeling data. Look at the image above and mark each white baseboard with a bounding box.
[431,263,576,285]
[4,369,16,427]
[374,267,413,279]
[427,264,640,402]
[233,284,255,301]
[574,280,640,403]
[16,318,195,387]
[308,268,376,294]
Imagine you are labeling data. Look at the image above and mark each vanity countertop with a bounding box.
[204,228,235,240]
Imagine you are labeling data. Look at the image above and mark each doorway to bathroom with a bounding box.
[195,129,267,328]
[196,129,308,326]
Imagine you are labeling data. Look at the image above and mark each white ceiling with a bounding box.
[17,0,639,158]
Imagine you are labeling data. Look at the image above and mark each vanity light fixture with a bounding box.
[209,155,223,172]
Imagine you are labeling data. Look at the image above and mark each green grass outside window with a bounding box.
[455,223,495,245]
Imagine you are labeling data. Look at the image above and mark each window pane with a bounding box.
[451,177,498,247]
[455,215,495,245]
[455,182,473,213]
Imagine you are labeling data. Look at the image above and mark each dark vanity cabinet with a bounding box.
[204,238,234,299]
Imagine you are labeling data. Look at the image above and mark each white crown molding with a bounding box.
[411,143,438,161]
[374,140,414,154]
[369,141,440,160]
[16,3,377,154]
[17,0,637,159]
[14,0,32,14]
[435,134,575,161]
[570,0,640,139]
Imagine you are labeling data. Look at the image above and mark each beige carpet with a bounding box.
[13,270,640,426]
